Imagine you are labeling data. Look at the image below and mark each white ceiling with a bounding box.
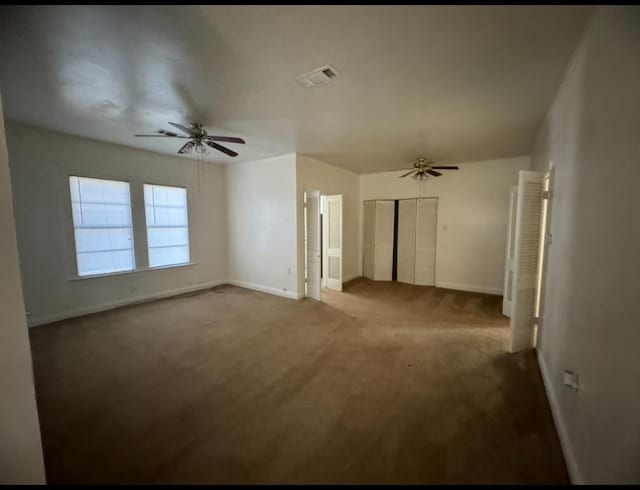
[0,5,593,173]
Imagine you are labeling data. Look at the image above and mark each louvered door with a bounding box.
[509,171,544,353]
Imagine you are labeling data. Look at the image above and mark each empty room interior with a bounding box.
[1,4,639,485]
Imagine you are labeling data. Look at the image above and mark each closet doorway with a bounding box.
[363,198,437,285]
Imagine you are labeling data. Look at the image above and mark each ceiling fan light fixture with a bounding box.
[398,158,460,179]
[135,121,245,158]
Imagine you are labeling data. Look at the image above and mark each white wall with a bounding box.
[296,155,360,294]
[225,153,299,299]
[6,122,228,327]
[530,6,640,484]
[0,97,46,483]
[359,156,530,294]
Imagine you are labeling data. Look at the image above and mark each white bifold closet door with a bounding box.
[373,200,394,281]
[397,199,417,284]
[324,195,343,291]
[509,171,544,353]
[363,201,376,279]
[414,198,437,286]
[305,190,321,301]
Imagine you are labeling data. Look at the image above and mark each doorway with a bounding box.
[507,169,551,353]
[305,191,343,300]
[533,170,552,347]
[321,194,343,292]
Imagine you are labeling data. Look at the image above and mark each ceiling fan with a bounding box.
[135,122,245,157]
[399,158,459,179]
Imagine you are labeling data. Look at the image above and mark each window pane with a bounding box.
[146,227,189,248]
[144,184,190,268]
[69,176,135,276]
[148,246,190,268]
[74,228,133,253]
[77,250,135,277]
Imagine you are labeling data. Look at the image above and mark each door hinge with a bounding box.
[542,190,550,200]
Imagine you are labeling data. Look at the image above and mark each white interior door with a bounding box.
[374,200,394,281]
[397,199,417,284]
[325,194,343,291]
[510,171,544,353]
[503,185,518,317]
[414,198,437,286]
[305,190,321,301]
[363,201,376,279]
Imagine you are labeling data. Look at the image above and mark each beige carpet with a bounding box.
[29,279,568,484]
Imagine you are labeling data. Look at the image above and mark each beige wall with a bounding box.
[7,122,228,326]
[225,153,299,299]
[359,156,530,294]
[296,155,361,294]
[530,6,640,484]
[0,97,46,483]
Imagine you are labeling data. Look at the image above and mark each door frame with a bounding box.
[502,185,518,317]
[304,190,321,300]
[534,167,553,348]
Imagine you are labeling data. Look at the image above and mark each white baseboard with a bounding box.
[536,349,582,484]
[435,281,503,296]
[28,279,227,328]
[227,280,300,301]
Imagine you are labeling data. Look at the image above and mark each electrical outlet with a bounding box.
[287,267,292,275]
[563,370,579,390]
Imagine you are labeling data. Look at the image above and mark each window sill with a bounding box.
[67,262,197,281]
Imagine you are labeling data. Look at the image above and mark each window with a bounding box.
[144,184,190,268]
[69,176,135,276]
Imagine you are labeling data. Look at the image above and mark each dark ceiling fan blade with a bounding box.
[205,140,238,157]
[177,141,195,154]
[400,169,417,178]
[135,131,187,138]
[157,129,185,137]
[168,122,194,135]
[203,135,246,144]
[427,169,442,177]
[431,166,459,170]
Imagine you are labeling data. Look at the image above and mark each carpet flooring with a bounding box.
[28,279,568,484]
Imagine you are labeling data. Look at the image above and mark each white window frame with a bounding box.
[63,171,197,281]
[68,175,136,278]
[143,182,192,269]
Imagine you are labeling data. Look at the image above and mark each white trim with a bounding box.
[67,261,198,281]
[435,281,503,296]
[227,280,300,301]
[28,279,227,328]
[536,349,582,484]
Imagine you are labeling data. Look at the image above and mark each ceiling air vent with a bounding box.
[296,64,341,88]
